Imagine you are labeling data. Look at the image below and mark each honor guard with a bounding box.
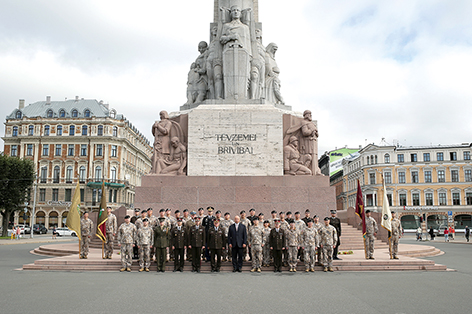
[80,211,94,259]
[365,210,378,259]
[390,211,402,259]
[104,207,117,259]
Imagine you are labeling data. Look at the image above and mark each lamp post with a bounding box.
[30,180,37,239]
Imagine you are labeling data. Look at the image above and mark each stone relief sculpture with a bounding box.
[151,111,187,175]
[265,43,284,105]
[283,136,312,176]
[250,29,265,99]
[185,63,199,105]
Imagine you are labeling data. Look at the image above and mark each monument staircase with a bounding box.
[338,223,388,251]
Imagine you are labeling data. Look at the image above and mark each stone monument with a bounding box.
[135,0,334,217]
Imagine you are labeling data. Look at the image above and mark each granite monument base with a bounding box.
[135,175,335,217]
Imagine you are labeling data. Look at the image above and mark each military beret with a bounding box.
[279,211,285,215]
[295,211,300,215]
[324,217,330,221]
[391,211,395,214]
[183,209,189,213]
[330,210,337,214]
[286,211,292,215]
[240,210,246,214]
[147,208,153,211]
[83,210,89,214]
[250,208,256,212]
[224,212,230,216]
[216,210,221,214]
[365,210,371,213]
[305,209,310,213]
[307,218,313,223]
[165,208,171,212]
[158,217,166,222]
[124,215,130,219]
[264,220,270,224]
[207,206,214,211]
[198,208,204,211]
[190,211,197,215]
[159,209,165,212]
[258,213,264,216]
[143,218,149,222]
[141,209,147,214]
[313,215,318,218]
[271,210,277,214]
[135,208,141,212]
[175,210,180,214]
[288,219,295,224]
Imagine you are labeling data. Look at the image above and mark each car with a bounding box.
[54,227,77,237]
[32,224,48,234]
[13,225,27,235]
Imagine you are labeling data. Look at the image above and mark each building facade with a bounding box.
[342,143,472,230]
[2,97,152,229]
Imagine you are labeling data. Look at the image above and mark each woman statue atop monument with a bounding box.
[265,43,284,105]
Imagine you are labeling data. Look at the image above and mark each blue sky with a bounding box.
[1,0,471,154]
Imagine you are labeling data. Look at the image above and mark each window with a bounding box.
[426,193,433,206]
[59,109,66,118]
[28,125,34,136]
[111,145,117,157]
[11,145,17,157]
[451,170,459,182]
[424,170,432,183]
[68,144,74,156]
[69,125,75,136]
[40,166,47,183]
[110,110,116,118]
[96,144,103,156]
[98,125,103,136]
[397,154,404,163]
[111,167,117,182]
[27,144,33,156]
[47,109,53,118]
[411,154,417,162]
[464,151,471,161]
[109,189,113,203]
[95,166,102,180]
[72,109,78,118]
[450,152,457,161]
[453,192,460,205]
[66,166,73,183]
[387,194,392,206]
[12,126,18,137]
[53,166,60,183]
[437,170,445,183]
[412,193,420,206]
[39,189,46,202]
[467,193,472,206]
[375,156,378,164]
[55,144,62,156]
[57,125,62,136]
[398,172,406,183]
[439,192,447,206]
[16,111,22,119]
[79,166,86,183]
[80,188,84,202]
[82,125,88,136]
[65,189,72,202]
[369,173,376,185]
[44,125,50,136]
[411,171,418,183]
[465,170,472,182]
[384,154,390,163]
[113,126,118,137]
[367,156,370,165]
[384,172,391,184]
[81,144,87,156]
[437,152,444,161]
[113,190,117,203]
[399,194,407,206]
[52,189,59,201]
[42,144,49,156]
[84,109,91,118]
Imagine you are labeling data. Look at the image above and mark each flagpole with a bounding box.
[102,241,104,259]
[363,236,367,259]
[78,239,81,258]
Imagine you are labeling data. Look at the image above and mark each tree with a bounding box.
[0,154,35,236]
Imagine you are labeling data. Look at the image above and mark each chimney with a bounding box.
[75,96,79,102]
[19,99,25,110]
[46,96,51,104]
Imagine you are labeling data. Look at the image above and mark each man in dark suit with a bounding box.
[228,215,247,272]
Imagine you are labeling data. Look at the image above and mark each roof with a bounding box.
[6,99,115,119]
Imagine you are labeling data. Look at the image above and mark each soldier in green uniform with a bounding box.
[153,217,170,272]
[187,216,205,272]
[329,210,342,260]
[269,219,285,272]
[171,218,186,272]
[185,211,197,262]
[319,217,337,272]
[208,219,226,272]
[80,211,94,259]
[117,215,137,272]
[390,211,402,259]
[137,218,154,272]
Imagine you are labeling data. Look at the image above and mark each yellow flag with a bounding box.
[66,181,82,241]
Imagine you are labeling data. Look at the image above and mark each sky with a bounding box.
[1,0,472,155]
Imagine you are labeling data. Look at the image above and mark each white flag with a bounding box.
[381,178,392,232]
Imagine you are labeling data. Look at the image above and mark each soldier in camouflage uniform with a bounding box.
[312,215,323,265]
[137,218,154,272]
[220,212,234,262]
[286,219,300,272]
[294,211,306,262]
[182,209,191,224]
[268,210,278,228]
[167,209,177,261]
[301,218,319,272]
[154,217,170,272]
[279,212,290,266]
[248,219,264,272]
[146,208,158,260]
[187,216,205,272]
[104,207,117,259]
[117,215,137,272]
[262,220,272,267]
[319,217,338,272]
[390,211,401,259]
[365,210,378,259]
[134,209,147,230]
[80,211,94,259]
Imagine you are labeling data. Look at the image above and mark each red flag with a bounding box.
[355,179,366,236]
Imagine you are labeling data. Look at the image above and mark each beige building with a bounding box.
[2,97,152,229]
[342,143,472,231]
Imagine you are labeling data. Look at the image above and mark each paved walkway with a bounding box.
[0,236,76,246]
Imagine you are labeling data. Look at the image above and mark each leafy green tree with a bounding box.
[0,154,35,236]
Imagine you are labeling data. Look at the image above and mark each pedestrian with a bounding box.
[416,227,422,241]
[465,226,470,242]
[52,227,57,239]
[444,228,449,242]
[451,227,455,240]
[428,227,435,241]
[16,225,21,240]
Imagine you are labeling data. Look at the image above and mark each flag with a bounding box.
[95,181,108,242]
[355,179,366,235]
[381,177,392,232]
[66,181,82,241]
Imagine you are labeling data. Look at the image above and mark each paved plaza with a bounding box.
[0,236,470,314]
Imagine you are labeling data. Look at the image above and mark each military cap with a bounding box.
[307,218,313,223]
[324,217,330,221]
[295,211,300,215]
[258,213,264,217]
[264,220,270,224]
[330,210,337,214]
[279,211,285,215]
[124,215,131,219]
[271,210,277,214]
[141,209,147,214]
[250,208,256,212]
[147,207,153,211]
[190,211,197,215]
[158,217,166,222]
[224,212,230,216]
[391,211,395,214]
[183,209,189,213]
[159,208,165,212]
[240,210,246,214]
[165,208,171,212]
[313,215,318,218]
[215,210,221,214]
[207,206,214,211]
[305,209,310,213]
[135,208,140,212]
[143,218,149,222]
[286,211,292,215]
[365,210,371,213]
[175,210,180,214]
[288,219,295,224]
[198,207,204,211]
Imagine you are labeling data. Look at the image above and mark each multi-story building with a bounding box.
[342,143,472,230]
[1,97,152,229]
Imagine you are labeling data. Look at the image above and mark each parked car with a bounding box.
[55,227,77,237]
[33,224,48,234]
